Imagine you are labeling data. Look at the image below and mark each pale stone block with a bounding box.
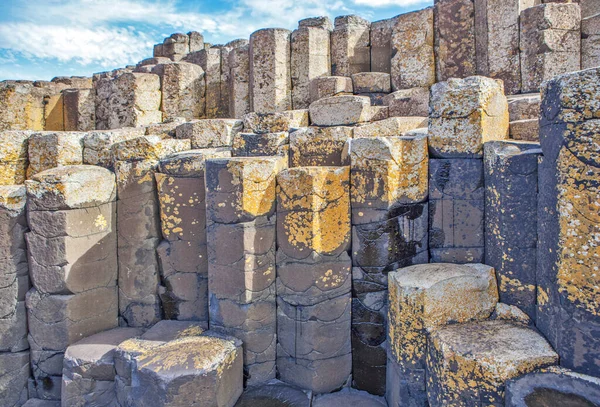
[26,132,85,178]
[331,15,371,76]
[63,88,95,132]
[0,131,30,185]
[0,81,46,131]
[353,116,428,139]
[108,73,162,129]
[507,93,540,121]
[176,119,242,149]
[111,135,190,163]
[582,14,600,70]
[228,45,251,119]
[289,126,353,167]
[370,17,396,74]
[160,62,205,120]
[384,87,429,117]
[309,95,371,126]
[510,119,539,141]
[309,76,353,103]
[352,72,391,93]
[250,29,292,114]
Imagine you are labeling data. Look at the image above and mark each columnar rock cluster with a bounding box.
[1,2,600,407]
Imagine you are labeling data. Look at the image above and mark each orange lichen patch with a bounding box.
[388,264,498,367]
[427,320,558,405]
[225,157,283,218]
[0,161,28,186]
[26,132,85,178]
[278,166,351,255]
[499,274,536,294]
[155,173,204,239]
[349,136,428,207]
[556,147,600,316]
[0,185,26,213]
[541,69,600,124]
[493,303,532,325]
[537,286,549,306]
[137,336,238,374]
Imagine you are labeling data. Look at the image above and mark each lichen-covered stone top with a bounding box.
[0,184,26,213]
[158,148,231,177]
[26,165,116,210]
[111,135,191,162]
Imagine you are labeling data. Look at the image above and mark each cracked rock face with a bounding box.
[427,320,557,406]
[309,96,372,127]
[290,126,353,168]
[176,119,243,149]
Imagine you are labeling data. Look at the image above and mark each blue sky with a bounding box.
[0,0,432,81]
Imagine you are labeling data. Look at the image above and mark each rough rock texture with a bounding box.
[429,76,509,158]
[505,366,600,407]
[429,158,485,263]
[82,128,146,168]
[176,119,243,149]
[384,88,429,117]
[331,15,371,76]
[507,93,541,122]
[61,327,142,406]
[26,132,85,178]
[351,73,391,94]
[475,0,536,94]
[235,380,311,406]
[353,117,428,139]
[276,167,352,393]
[313,388,387,407]
[250,29,292,114]
[0,81,46,131]
[63,89,95,132]
[537,68,600,377]
[582,14,600,70]
[370,17,397,74]
[309,96,372,126]
[427,320,558,406]
[485,141,542,320]
[159,62,205,120]
[289,126,353,167]
[228,45,251,119]
[0,351,29,406]
[387,263,498,406]
[156,149,230,323]
[309,76,353,103]
[291,20,331,109]
[434,0,476,82]
[184,48,223,118]
[206,157,283,385]
[242,110,309,134]
[391,8,435,90]
[107,73,163,129]
[510,119,539,142]
[520,3,581,93]
[232,132,289,157]
[0,186,29,354]
[0,131,30,185]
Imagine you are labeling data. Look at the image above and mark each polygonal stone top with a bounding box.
[111,135,191,162]
[158,148,231,177]
[26,165,116,210]
[430,76,507,119]
[0,130,30,161]
[0,185,26,213]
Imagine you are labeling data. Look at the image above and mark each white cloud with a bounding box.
[352,0,430,6]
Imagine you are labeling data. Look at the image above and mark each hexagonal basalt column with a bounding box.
[250,28,292,114]
[289,126,353,167]
[156,148,230,323]
[428,76,509,159]
[205,157,283,385]
[26,132,85,178]
[484,141,542,319]
[331,15,371,77]
[0,131,30,185]
[113,137,190,328]
[426,320,557,406]
[537,68,600,377]
[386,263,498,406]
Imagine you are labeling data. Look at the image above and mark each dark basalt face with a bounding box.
[524,388,597,407]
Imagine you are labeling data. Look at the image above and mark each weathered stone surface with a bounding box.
[386,263,497,405]
[289,126,353,167]
[520,3,581,93]
[144,117,186,137]
[0,135,29,182]
[511,118,541,142]
[429,158,485,263]
[229,45,251,119]
[370,17,396,74]
[107,72,162,129]
[391,7,435,90]
[291,22,331,109]
[184,48,223,118]
[369,106,390,122]
[331,15,371,76]
[485,141,541,319]
[352,72,391,94]
[111,135,190,163]
[25,165,116,211]
[63,88,95,132]
[205,157,282,224]
[491,302,532,326]
[232,132,288,157]
[507,93,541,122]
[61,327,142,407]
[429,76,509,158]
[176,119,243,149]
[277,166,350,259]
[582,14,600,70]
[353,117,427,139]
[348,136,428,223]
[313,388,387,407]
[0,351,29,406]
[235,380,311,407]
[26,132,85,178]
[0,81,46,131]
[427,320,557,406]
[309,95,371,126]
[384,88,429,118]
[475,0,535,94]
[434,0,476,82]
[537,68,600,377]
[82,127,146,167]
[162,33,190,61]
[309,76,353,103]
[22,399,60,407]
[250,29,292,114]
[243,110,308,134]
[160,62,205,120]
[188,31,205,53]
[276,352,351,394]
[505,366,600,407]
